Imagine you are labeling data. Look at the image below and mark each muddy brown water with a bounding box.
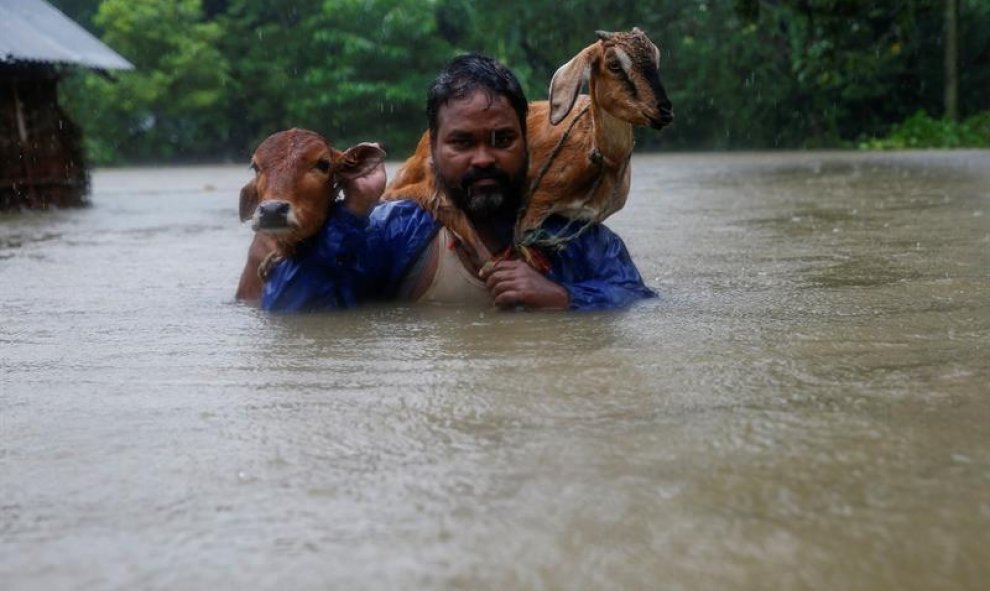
[2,151,988,590]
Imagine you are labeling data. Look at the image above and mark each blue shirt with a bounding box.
[262,200,656,311]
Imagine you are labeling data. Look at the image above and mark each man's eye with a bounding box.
[491,133,515,149]
[449,138,472,149]
[314,159,331,173]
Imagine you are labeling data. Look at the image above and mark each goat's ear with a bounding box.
[239,179,259,222]
[335,142,386,180]
[549,47,592,126]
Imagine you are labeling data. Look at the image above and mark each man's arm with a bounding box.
[478,222,654,311]
[544,223,656,311]
[261,164,387,312]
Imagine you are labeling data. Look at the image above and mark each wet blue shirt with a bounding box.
[262,200,655,311]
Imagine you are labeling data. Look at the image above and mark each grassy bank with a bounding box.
[860,111,990,150]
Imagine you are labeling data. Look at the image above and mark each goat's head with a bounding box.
[239,128,384,248]
[548,27,674,130]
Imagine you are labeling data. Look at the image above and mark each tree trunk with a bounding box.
[944,0,959,121]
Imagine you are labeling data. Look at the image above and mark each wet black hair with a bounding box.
[426,53,529,142]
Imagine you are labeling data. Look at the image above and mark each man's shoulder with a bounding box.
[371,198,434,224]
[369,199,440,243]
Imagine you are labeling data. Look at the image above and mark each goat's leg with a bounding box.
[383,132,433,201]
[382,176,436,203]
[514,202,557,246]
[236,233,278,303]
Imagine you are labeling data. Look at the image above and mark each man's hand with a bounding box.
[341,160,387,217]
[479,259,569,310]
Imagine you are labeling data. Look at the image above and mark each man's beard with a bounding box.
[434,159,527,223]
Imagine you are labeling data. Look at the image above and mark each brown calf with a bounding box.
[235,128,384,302]
[381,28,673,266]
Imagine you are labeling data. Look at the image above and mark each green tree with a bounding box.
[48,0,101,28]
[56,0,990,161]
[220,0,464,156]
[64,0,231,162]
[287,0,462,152]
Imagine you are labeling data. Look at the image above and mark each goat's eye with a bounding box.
[249,162,259,174]
[607,61,623,73]
[314,159,331,173]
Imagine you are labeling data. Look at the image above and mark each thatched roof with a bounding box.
[0,0,133,71]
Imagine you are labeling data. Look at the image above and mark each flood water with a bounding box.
[2,151,988,590]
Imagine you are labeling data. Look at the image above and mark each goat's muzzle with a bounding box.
[252,200,297,234]
[650,107,675,130]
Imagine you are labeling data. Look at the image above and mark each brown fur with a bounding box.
[381,28,673,264]
[235,128,384,302]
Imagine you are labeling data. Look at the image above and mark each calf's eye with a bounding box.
[314,159,331,173]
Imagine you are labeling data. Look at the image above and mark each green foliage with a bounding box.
[52,0,990,163]
[294,0,460,151]
[61,0,231,163]
[859,110,990,149]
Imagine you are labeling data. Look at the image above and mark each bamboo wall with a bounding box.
[1,66,89,211]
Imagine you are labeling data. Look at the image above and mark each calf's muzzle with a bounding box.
[253,200,295,232]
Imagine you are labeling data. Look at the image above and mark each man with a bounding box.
[262,54,655,311]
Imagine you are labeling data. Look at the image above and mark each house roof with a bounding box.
[0,0,133,70]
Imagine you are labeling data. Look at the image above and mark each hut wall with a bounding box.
[1,66,89,211]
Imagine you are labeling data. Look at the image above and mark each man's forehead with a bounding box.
[437,90,518,128]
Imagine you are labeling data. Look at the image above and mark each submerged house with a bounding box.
[0,0,132,211]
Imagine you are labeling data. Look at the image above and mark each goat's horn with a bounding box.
[595,30,614,41]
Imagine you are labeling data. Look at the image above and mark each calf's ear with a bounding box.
[335,142,386,180]
[239,179,259,222]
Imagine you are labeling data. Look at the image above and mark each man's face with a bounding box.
[431,90,527,222]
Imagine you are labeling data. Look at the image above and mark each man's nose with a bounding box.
[469,144,496,168]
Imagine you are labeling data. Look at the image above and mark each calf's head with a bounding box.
[239,128,384,249]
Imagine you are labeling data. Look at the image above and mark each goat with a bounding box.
[235,128,384,301]
[381,27,673,267]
